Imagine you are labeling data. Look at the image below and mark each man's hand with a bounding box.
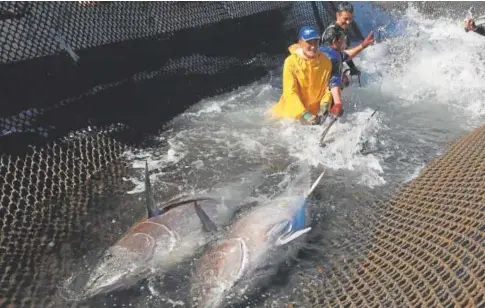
[361,31,375,49]
[465,18,476,32]
[342,73,351,87]
[301,111,319,125]
[330,103,344,117]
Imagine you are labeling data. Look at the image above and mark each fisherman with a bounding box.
[321,2,374,78]
[271,26,337,125]
[319,26,375,117]
[465,16,485,36]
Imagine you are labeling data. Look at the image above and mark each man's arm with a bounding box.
[320,50,344,116]
[342,31,375,76]
[475,24,485,36]
[326,57,343,107]
[330,86,343,106]
[344,30,375,59]
[343,44,365,60]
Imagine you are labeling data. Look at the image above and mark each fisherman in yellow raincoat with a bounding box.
[271,26,337,125]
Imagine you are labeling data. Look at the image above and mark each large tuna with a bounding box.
[190,171,325,308]
[80,162,259,299]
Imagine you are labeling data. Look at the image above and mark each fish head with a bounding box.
[82,197,227,299]
[191,238,248,308]
[263,196,312,248]
[191,196,311,307]
[82,244,151,297]
[82,222,163,298]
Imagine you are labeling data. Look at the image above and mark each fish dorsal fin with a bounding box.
[145,161,161,218]
[194,200,218,233]
[305,170,325,199]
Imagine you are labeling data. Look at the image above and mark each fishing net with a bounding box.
[0,131,128,307]
[284,124,485,307]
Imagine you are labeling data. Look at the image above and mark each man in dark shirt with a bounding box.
[321,2,374,78]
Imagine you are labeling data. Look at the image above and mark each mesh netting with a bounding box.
[0,131,128,307]
[0,2,346,307]
[280,124,485,307]
[0,2,293,64]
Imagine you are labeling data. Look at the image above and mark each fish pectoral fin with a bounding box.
[194,200,218,233]
[275,227,311,246]
[265,221,291,239]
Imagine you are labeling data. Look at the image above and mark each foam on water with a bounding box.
[123,80,387,199]
[355,3,485,129]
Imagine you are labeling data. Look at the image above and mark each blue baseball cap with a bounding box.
[298,26,320,41]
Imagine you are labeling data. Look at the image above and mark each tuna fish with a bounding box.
[81,162,258,299]
[190,171,325,308]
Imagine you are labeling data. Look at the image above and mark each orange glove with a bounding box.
[330,103,344,117]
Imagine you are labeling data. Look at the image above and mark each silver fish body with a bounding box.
[82,197,226,298]
[191,195,311,308]
[190,171,325,308]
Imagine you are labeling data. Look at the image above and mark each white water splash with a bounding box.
[354,4,485,130]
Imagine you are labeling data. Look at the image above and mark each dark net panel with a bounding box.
[0,2,306,155]
[0,2,347,307]
[284,1,333,36]
[0,131,128,308]
[0,2,294,65]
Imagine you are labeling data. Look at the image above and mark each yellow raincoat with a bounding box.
[271,44,332,120]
